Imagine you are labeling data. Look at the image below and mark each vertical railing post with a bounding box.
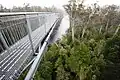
[38,14,42,28]
[37,13,42,50]
[25,14,35,55]
[44,15,47,34]
[0,32,9,50]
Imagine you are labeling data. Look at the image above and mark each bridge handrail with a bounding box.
[25,17,61,80]
[0,12,58,16]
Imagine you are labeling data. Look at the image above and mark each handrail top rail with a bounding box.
[0,12,57,16]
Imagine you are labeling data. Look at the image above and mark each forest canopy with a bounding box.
[0,3,63,13]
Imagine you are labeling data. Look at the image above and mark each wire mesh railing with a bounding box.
[0,15,27,53]
[0,12,59,54]
[0,12,60,80]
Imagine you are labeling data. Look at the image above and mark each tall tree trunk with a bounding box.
[72,19,75,42]
[69,15,72,33]
[81,26,86,38]
[106,19,109,31]
[112,26,120,38]
[70,11,75,43]
[99,25,103,34]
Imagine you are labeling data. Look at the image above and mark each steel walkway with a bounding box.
[0,12,61,80]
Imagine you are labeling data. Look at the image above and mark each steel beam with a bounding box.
[0,32,9,50]
[25,15,35,55]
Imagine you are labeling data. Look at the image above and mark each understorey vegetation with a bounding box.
[34,0,120,80]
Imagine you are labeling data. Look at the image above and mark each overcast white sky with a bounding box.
[0,0,120,9]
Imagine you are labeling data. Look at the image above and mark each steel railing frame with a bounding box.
[25,18,60,80]
[0,12,61,80]
[0,12,58,54]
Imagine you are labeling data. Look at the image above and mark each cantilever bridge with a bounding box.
[0,12,62,80]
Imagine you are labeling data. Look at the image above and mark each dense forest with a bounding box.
[33,0,120,80]
[0,3,63,13]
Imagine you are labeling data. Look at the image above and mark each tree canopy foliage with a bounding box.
[0,3,63,13]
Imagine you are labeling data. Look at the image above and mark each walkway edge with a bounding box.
[24,18,60,80]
